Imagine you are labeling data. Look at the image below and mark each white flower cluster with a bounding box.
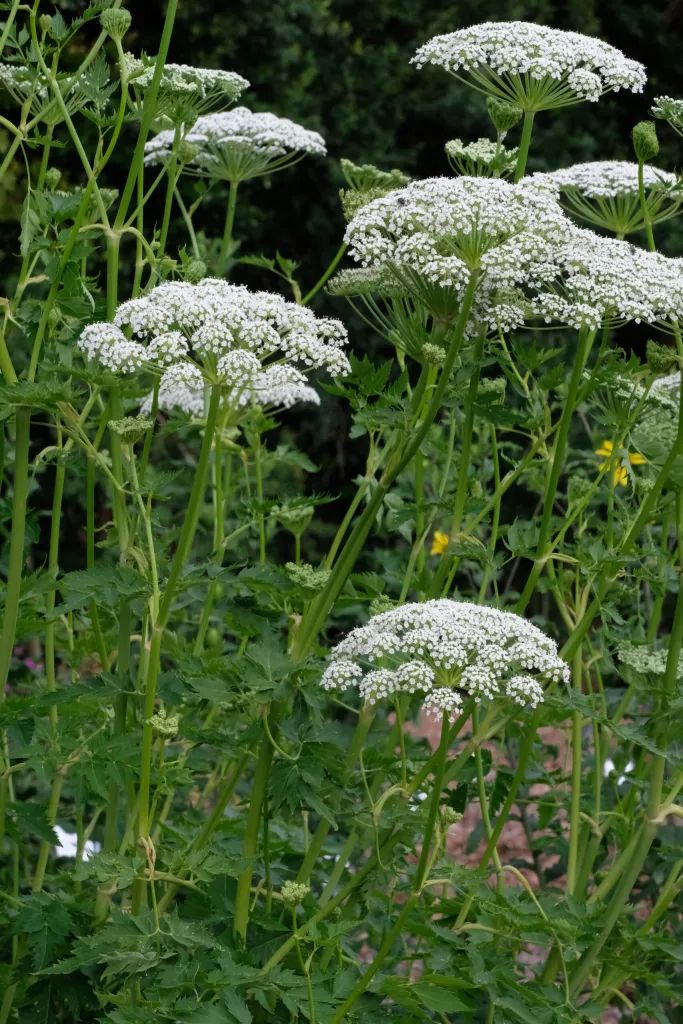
[346,176,571,282]
[344,176,574,326]
[445,137,518,178]
[539,161,677,199]
[650,372,681,402]
[144,108,326,181]
[531,230,683,330]
[412,23,646,108]
[617,641,683,678]
[78,279,349,408]
[321,599,569,718]
[0,64,85,124]
[123,55,249,120]
[652,96,683,134]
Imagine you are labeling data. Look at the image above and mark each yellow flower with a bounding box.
[595,439,647,487]
[430,530,449,556]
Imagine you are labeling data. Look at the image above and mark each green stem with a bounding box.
[517,327,595,613]
[562,357,683,662]
[157,752,249,914]
[566,651,583,895]
[218,179,238,277]
[637,160,656,252]
[431,331,485,597]
[513,110,536,181]
[301,241,347,306]
[114,0,179,229]
[156,127,181,261]
[293,273,479,661]
[296,706,374,884]
[131,387,221,913]
[0,406,31,841]
[568,541,683,995]
[234,723,274,941]
[329,712,451,1023]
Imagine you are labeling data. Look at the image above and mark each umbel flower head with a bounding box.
[78,279,349,411]
[144,107,326,182]
[531,230,683,332]
[445,138,518,179]
[0,64,89,125]
[122,54,249,127]
[652,96,683,137]
[343,175,574,322]
[538,161,681,235]
[321,599,569,719]
[412,22,646,112]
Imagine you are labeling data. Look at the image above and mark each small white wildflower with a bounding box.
[412,23,646,110]
[144,107,326,181]
[322,599,568,718]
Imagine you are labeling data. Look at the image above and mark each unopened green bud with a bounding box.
[108,416,154,444]
[148,706,179,738]
[369,596,395,616]
[440,807,463,825]
[206,627,221,648]
[45,167,61,191]
[487,97,523,136]
[39,13,52,34]
[47,307,61,331]
[632,121,659,163]
[422,342,446,366]
[100,7,132,41]
[185,258,207,284]
[646,338,677,373]
[281,880,310,906]
[285,562,331,593]
[275,504,313,537]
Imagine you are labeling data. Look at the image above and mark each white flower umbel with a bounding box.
[0,63,88,125]
[652,96,683,137]
[412,23,646,111]
[78,279,349,407]
[321,599,569,718]
[143,361,321,417]
[538,161,681,235]
[144,107,326,182]
[123,55,249,126]
[531,230,683,331]
[344,175,574,320]
[445,138,518,178]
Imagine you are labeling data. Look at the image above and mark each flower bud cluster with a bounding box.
[321,599,569,718]
[144,107,325,181]
[78,279,349,413]
[412,22,646,109]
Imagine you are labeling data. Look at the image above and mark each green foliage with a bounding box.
[0,2,682,1024]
